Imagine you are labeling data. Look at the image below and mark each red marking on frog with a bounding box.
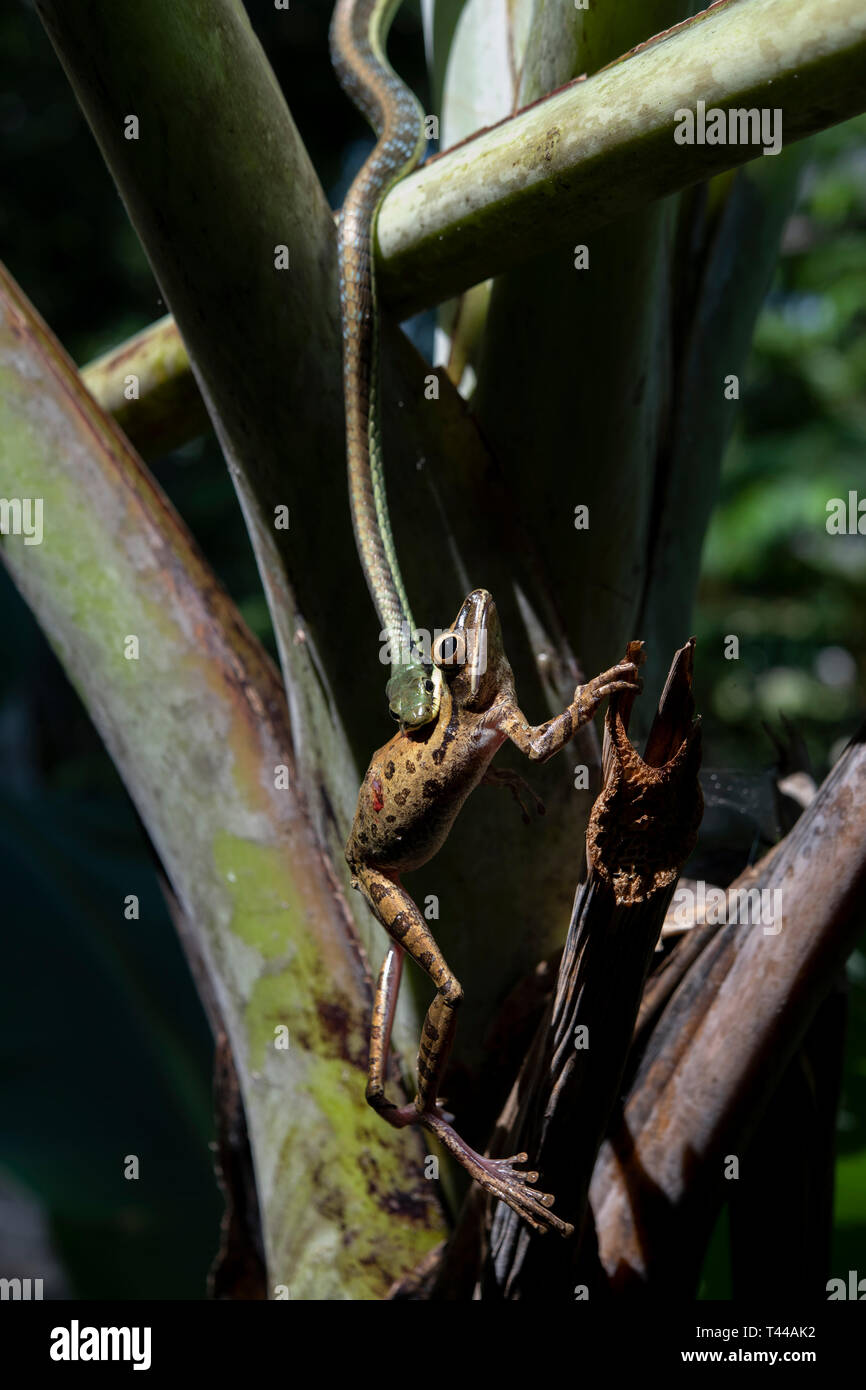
[371,775,384,813]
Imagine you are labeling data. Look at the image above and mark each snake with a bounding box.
[330,0,441,727]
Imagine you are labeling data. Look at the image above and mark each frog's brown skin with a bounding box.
[346,589,641,1236]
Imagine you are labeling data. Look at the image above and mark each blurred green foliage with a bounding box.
[697,115,866,781]
[0,0,863,1297]
[694,113,866,1296]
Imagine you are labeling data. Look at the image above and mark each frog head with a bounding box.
[433,589,509,710]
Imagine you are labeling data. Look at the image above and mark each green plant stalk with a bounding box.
[379,0,866,316]
[0,262,446,1297]
[79,0,865,454]
[81,314,209,458]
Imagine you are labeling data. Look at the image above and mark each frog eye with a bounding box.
[424,679,435,693]
[433,632,464,667]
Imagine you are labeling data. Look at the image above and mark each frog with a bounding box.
[346,588,642,1235]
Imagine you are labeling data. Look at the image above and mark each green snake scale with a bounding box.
[330,0,440,727]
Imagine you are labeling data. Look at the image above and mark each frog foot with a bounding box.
[421,1109,573,1238]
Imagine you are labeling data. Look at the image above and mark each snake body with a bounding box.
[330,0,439,726]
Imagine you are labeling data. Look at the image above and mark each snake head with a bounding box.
[386,666,442,728]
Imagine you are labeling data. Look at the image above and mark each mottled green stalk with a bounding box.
[0,263,446,1297]
[82,314,209,458]
[380,0,866,316]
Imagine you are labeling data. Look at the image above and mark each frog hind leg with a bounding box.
[355,865,462,1122]
[355,865,573,1238]
[365,942,406,1122]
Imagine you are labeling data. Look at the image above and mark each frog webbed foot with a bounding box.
[423,1110,573,1238]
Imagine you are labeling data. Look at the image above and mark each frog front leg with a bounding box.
[355,863,573,1236]
[501,660,641,761]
